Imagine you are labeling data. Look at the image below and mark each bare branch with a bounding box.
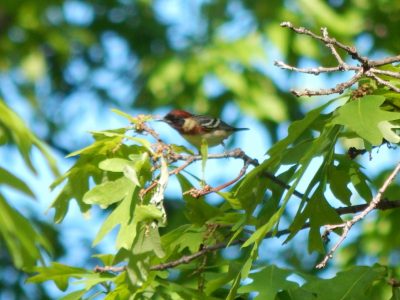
[274,60,356,75]
[277,22,400,96]
[291,70,363,97]
[316,161,400,269]
[369,55,400,67]
[94,265,126,273]
[280,22,363,62]
[366,72,400,93]
[372,69,400,79]
[188,158,252,197]
[321,27,347,68]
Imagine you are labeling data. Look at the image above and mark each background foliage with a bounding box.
[1,0,400,299]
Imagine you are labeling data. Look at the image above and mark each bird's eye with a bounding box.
[174,117,184,126]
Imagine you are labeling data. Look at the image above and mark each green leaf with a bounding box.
[162,225,204,254]
[301,265,387,300]
[93,190,135,247]
[391,286,400,300]
[27,262,89,291]
[126,253,150,287]
[238,265,299,299]
[0,167,35,199]
[205,263,241,295]
[123,164,141,187]
[111,108,137,123]
[0,100,58,175]
[200,138,208,182]
[176,174,221,224]
[268,101,333,160]
[76,273,116,291]
[242,221,270,248]
[132,224,165,258]
[59,289,87,300]
[135,204,164,222]
[83,176,132,207]
[99,158,132,172]
[349,162,372,202]
[50,137,151,222]
[276,287,317,300]
[333,95,400,145]
[298,0,363,35]
[328,164,352,206]
[92,254,115,266]
[0,194,52,269]
[170,144,195,155]
[305,191,342,253]
[66,129,126,158]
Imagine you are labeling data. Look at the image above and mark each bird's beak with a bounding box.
[158,116,172,124]
[155,116,166,122]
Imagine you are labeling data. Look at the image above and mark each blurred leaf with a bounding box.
[0,100,58,175]
[59,289,87,300]
[301,265,387,299]
[162,224,204,254]
[0,194,52,269]
[0,167,35,199]
[268,101,334,161]
[205,263,241,295]
[298,0,363,35]
[27,263,89,291]
[21,50,46,81]
[328,164,352,206]
[238,265,299,299]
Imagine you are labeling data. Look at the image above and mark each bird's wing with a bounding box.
[195,115,234,131]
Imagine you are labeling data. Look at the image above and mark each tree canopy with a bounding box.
[0,1,400,299]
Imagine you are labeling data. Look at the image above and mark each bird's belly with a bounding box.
[183,130,230,148]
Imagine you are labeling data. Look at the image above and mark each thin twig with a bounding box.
[274,61,353,75]
[366,72,400,93]
[321,27,347,69]
[150,240,244,271]
[316,161,400,269]
[276,22,400,96]
[94,265,126,273]
[369,55,400,67]
[372,69,400,79]
[291,70,363,97]
[188,159,252,197]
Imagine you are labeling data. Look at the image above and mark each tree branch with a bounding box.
[275,22,400,96]
[316,161,400,269]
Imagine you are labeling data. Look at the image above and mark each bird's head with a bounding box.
[163,110,193,129]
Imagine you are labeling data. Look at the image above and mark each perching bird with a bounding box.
[162,109,249,148]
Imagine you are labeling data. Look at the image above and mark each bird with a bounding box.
[162,109,249,148]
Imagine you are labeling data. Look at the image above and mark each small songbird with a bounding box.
[162,109,249,148]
